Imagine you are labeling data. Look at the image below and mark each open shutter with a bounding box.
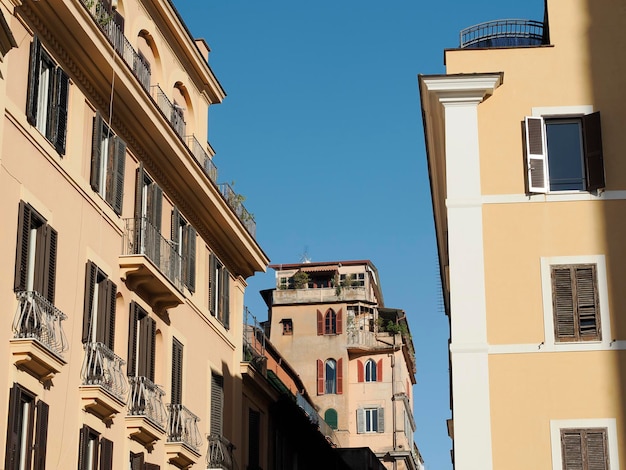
[26,36,42,126]
[82,261,97,344]
[5,385,21,468]
[14,201,31,292]
[357,360,364,382]
[144,464,160,470]
[575,265,600,341]
[222,269,230,329]
[77,425,90,470]
[209,254,216,316]
[336,308,343,334]
[337,358,343,394]
[150,185,163,232]
[317,359,324,395]
[112,137,126,215]
[186,226,196,293]
[525,116,549,193]
[552,266,576,341]
[171,338,183,405]
[42,225,57,304]
[583,112,605,191]
[90,113,103,192]
[33,400,49,470]
[99,438,113,470]
[105,280,117,350]
[127,302,138,377]
[356,409,365,434]
[377,359,384,382]
[171,208,180,245]
[135,164,144,219]
[53,68,69,155]
[148,317,156,381]
[130,452,144,470]
[317,310,323,335]
[377,407,384,433]
[586,429,609,470]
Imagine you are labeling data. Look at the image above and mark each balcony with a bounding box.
[10,291,68,382]
[242,308,267,374]
[295,393,337,446]
[151,84,186,139]
[166,404,202,468]
[80,0,151,91]
[79,342,127,422]
[206,434,234,470]
[218,183,256,238]
[460,19,546,49]
[273,286,369,305]
[187,135,218,184]
[346,330,399,352]
[126,376,167,450]
[120,217,185,315]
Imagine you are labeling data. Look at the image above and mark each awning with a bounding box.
[299,265,338,273]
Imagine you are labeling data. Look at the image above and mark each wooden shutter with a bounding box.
[575,265,600,340]
[77,425,92,470]
[14,201,31,292]
[356,409,365,434]
[357,360,364,383]
[336,308,343,334]
[134,164,144,219]
[317,359,324,395]
[33,400,49,470]
[583,112,605,191]
[560,428,609,470]
[5,384,21,468]
[171,208,180,245]
[26,36,42,126]
[130,452,144,470]
[209,253,216,316]
[562,429,584,468]
[317,310,323,335]
[112,137,126,215]
[525,116,549,193]
[222,268,230,329]
[138,313,156,380]
[185,226,196,293]
[210,374,224,436]
[42,225,57,304]
[127,302,138,376]
[99,438,113,470]
[82,261,97,344]
[171,338,183,405]
[148,184,163,232]
[377,407,384,433]
[586,429,609,470]
[337,358,343,394]
[144,464,160,470]
[90,113,103,192]
[53,68,69,155]
[148,317,156,381]
[377,359,383,382]
[552,266,576,341]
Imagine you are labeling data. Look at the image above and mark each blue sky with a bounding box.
[174,2,544,469]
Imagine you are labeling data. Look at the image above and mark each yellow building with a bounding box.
[420,0,626,468]
[264,260,424,470]
[0,0,270,468]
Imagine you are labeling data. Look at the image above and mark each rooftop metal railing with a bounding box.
[460,19,545,49]
[295,393,337,445]
[127,376,168,429]
[151,84,186,139]
[186,135,218,184]
[167,404,202,451]
[218,183,256,238]
[206,434,234,470]
[81,342,128,402]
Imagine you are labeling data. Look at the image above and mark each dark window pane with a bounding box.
[546,120,584,191]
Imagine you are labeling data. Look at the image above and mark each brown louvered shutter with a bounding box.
[524,116,548,193]
[26,37,42,126]
[147,317,156,381]
[552,266,576,341]
[209,253,216,316]
[562,429,584,469]
[77,425,90,470]
[5,384,21,468]
[99,438,113,470]
[53,68,69,155]
[586,428,609,470]
[33,400,49,470]
[210,374,224,436]
[127,302,138,377]
[104,280,117,350]
[583,112,605,191]
[377,359,383,382]
[112,137,126,215]
[357,360,364,382]
[575,265,600,340]
[171,338,183,405]
[336,308,343,334]
[42,225,57,304]
[149,184,162,232]
[337,358,343,394]
[171,208,180,245]
[134,164,144,220]
[185,226,196,293]
[130,452,144,470]
[82,261,97,344]
[222,268,230,330]
[144,464,160,470]
[317,310,323,335]
[317,359,324,395]
[14,201,31,292]
[90,113,103,192]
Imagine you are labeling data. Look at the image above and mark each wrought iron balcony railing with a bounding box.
[128,376,168,429]
[460,19,545,49]
[167,404,202,451]
[295,393,337,445]
[80,0,151,91]
[218,183,256,238]
[151,84,186,139]
[206,434,234,470]
[81,342,127,402]
[122,217,183,290]
[186,135,218,184]
[13,291,68,358]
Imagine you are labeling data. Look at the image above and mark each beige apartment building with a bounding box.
[0,0,270,468]
[420,0,626,468]
[263,260,424,470]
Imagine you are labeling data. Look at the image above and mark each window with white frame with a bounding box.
[356,407,384,433]
[550,419,617,470]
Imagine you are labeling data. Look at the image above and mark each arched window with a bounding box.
[324,309,337,334]
[365,359,377,382]
[324,408,338,430]
[325,359,337,394]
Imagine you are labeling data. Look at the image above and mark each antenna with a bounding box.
[299,247,311,264]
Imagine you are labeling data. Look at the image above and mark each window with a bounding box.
[26,36,69,155]
[14,201,58,303]
[317,358,343,395]
[551,264,600,342]
[317,308,343,335]
[357,359,383,383]
[209,253,230,329]
[278,276,293,289]
[171,208,196,292]
[4,384,49,470]
[77,425,113,470]
[248,409,260,470]
[82,261,117,349]
[90,112,126,215]
[130,452,159,470]
[324,409,338,430]
[525,112,604,193]
[171,338,183,405]
[340,273,365,287]
[560,428,609,470]
[356,407,384,434]
[365,359,377,382]
[210,373,224,437]
[134,165,163,260]
[127,302,156,380]
[281,319,293,335]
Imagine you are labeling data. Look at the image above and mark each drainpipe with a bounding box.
[391,333,397,470]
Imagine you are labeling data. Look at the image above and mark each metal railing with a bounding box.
[167,404,202,450]
[218,183,256,238]
[206,434,234,470]
[460,19,545,49]
[13,291,68,358]
[127,376,167,429]
[81,342,127,402]
[295,393,337,445]
[80,0,151,91]
[151,84,186,139]
[122,217,183,291]
[186,135,218,184]
[346,329,397,349]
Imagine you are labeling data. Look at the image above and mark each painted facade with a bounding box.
[420,0,626,468]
